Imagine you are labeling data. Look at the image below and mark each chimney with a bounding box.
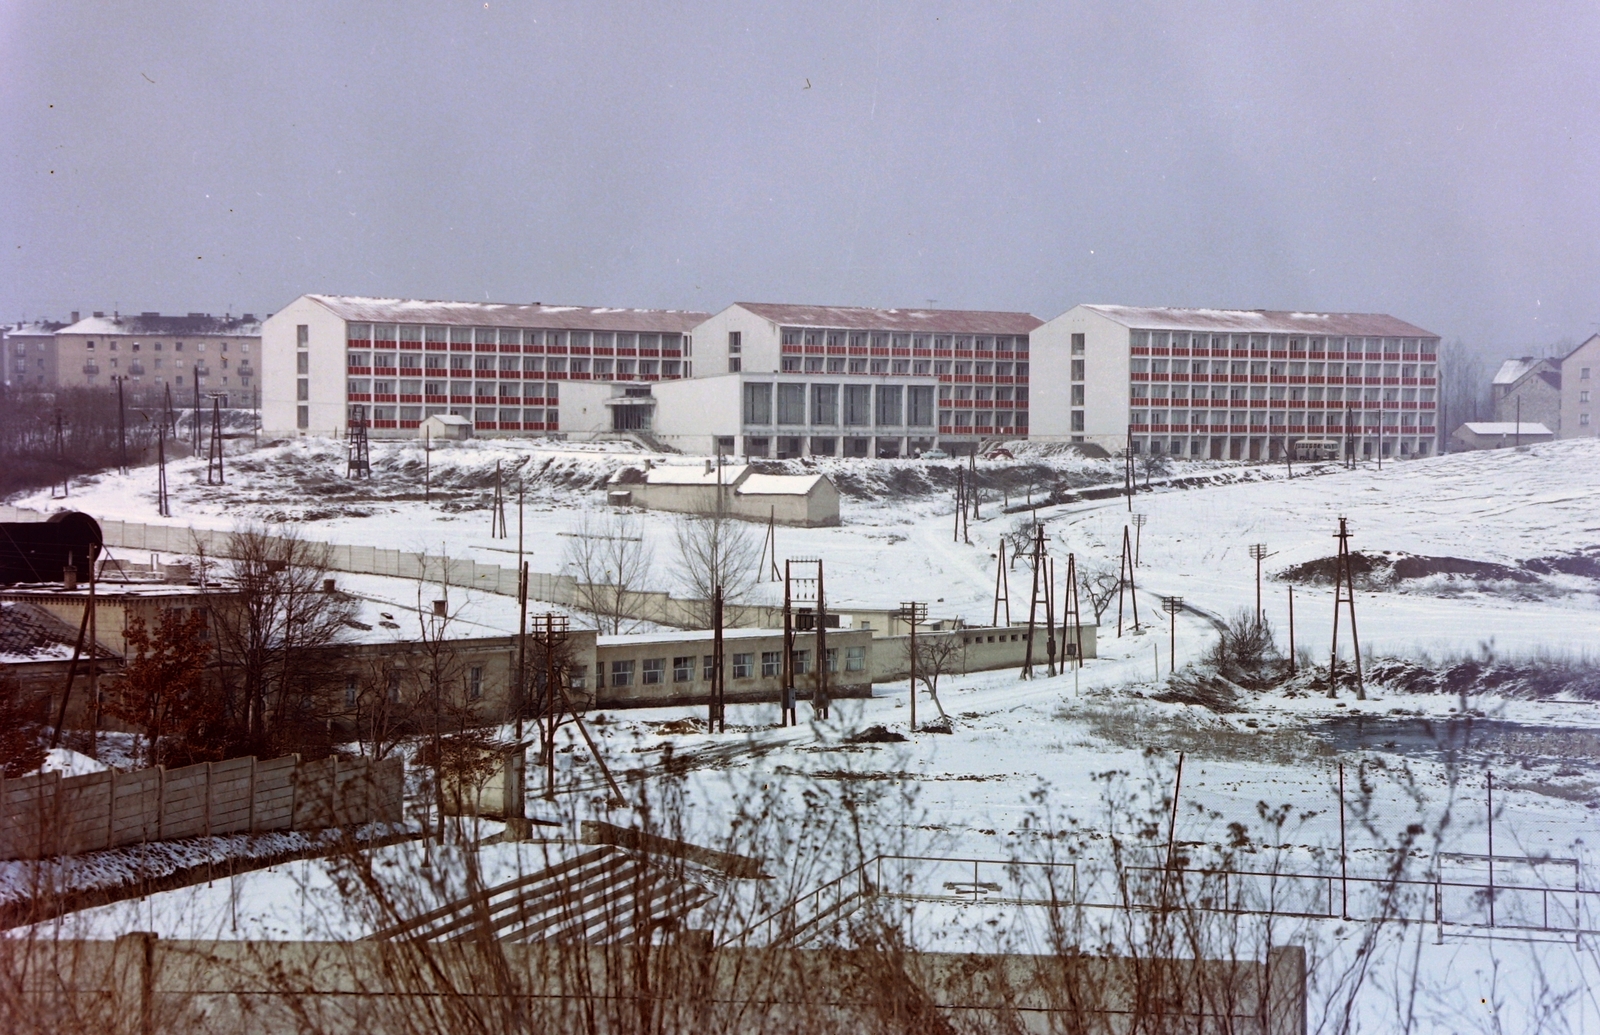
[433,599,447,616]
[704,459,713,474]
[62,566,78,591]
[71,311,80,323]
[93,311,104,318]
[323,578,337,593]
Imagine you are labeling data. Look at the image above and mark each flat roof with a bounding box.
[734,302,1042,336]
[1079,305,1437,339]
[1460,422,1552,435]
[307,295,708,334]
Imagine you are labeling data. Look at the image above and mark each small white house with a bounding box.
[1450,421,1554,451]
[419,414,473,441]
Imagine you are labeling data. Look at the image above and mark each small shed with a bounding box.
[734,472,840,527]
[1450,422,1554,451]
[419,414,473,441]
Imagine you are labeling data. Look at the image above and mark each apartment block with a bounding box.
[1034,306,1442,460]
[50,312,261,399]
[260,295,709,438]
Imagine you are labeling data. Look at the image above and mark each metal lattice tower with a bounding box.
[1328,517,1364,700]
[1061,552,1085,668]
[784,558,829,721]
[991,538,1011,627]
[1020,524,1050,679]
[346,406,371,478]
[1117,525,1142,636]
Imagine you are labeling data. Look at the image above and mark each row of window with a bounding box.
[1129,331,1437,353]
[68,339,247,354]
[1135,386,1435,403]
[778,357,1031,377]
[343,324,687,351]
[1132,411,1436,426]
[743,382,940,427]
[348,379,561,398]
[778,328,1029,351]
[601,646,869,686]
[1131,359,1437,378]
[346,352,683,378]
[354,406,557,423]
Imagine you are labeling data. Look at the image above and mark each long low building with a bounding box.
[611,462,841,526]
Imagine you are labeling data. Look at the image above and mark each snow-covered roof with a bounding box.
[641,464,750,487]
[1079,305,1436,339]
[735,473,828,496]
[422,414,472,425]
[57,313,261,337]
[307,295,708,334]
[733,303,1042,335]
[596,627,787,647]
[0,601,114,663]
[1492,359,1540,385]
[1459,422,1552,436]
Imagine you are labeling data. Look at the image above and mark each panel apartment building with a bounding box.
[260,295,708,438]
[6,312,261,398]
[644,302,1043,457]
[1032,305,1442,460]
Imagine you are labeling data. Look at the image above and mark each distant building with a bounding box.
[1486,336,1600,441]
[1491,357,1562,433]
[1032,306,1442,460]
[1451,421,1554,450]
[260,295,708,439]
[51,311,262,399]
[2,319,68,389]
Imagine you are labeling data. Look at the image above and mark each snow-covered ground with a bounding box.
[13,437,1600,1031]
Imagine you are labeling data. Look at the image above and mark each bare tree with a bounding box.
[906,631,964,719]
[1437,338,1489,449]
[1079,562,1122,624]
[672,512,760,628]
[1005,517,1037,569]
[563,511,655,634]
[348,655,410,762]
[206,525,355,755]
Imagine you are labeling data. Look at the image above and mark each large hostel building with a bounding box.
[260,296,708,438]
[1033,306,1442,460]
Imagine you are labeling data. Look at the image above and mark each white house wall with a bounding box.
[262,296,349,437]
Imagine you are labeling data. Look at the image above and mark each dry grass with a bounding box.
[1059,701,1336,767]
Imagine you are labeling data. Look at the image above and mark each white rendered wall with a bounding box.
[261,296,348,437]
[1031,305,1130,450]
[690,305,783,376]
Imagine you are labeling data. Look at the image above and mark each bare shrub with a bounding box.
[1207,608,1287,691]
[671,512,760,628]
[563,511,655,634]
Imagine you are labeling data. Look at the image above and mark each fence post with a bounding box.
[247,756,257,834]
[104,766,117,852]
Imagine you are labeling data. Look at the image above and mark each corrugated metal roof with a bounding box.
[734,303,1043,335]
[307,295,708,333]
[1079,305,1437,339]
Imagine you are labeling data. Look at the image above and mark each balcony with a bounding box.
[81,364,100,376]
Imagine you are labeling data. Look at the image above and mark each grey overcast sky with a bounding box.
[3,2,1597,346]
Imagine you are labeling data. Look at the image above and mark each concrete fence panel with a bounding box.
[0,754,403,861]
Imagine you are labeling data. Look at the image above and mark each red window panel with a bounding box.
[374,394,398,403]
[372,419,398,429]
[400,420,420,429]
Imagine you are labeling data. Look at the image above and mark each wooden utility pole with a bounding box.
[1248,542,1268,624]
[206,397,225,485]
[781,561,797,727]
[992,539,1011,626]
[116,377,128,474]
[1327,516,1365,699]
[1062,552,1084,668]
[710,585,726,732]
[813,562,829,721]
[899,602,927,730]
[424,427,431,503]
[156,424,171,517]
[1116,525,1141,636]
[1287,585,1297,674]
[1020,524,1047,678]
[1131,512,1148,566]
[490,461,508,538]
[1161,596,1183,674]
[515,562,528,739]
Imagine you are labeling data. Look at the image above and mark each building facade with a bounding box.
[1491,358,1562,434]
[260,295,708,439]
[1557,336,1600,438]
[674,302,1043,457]
[3,320,67,389]
[1033,306,1442,460]
[42,312,262,400]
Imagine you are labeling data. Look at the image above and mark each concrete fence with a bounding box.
[0,754,403,861]
[0,505,733,630]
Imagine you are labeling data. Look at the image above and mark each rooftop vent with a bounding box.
[93,311,104,318]
[70,311,79,323]
[141,311,160,317]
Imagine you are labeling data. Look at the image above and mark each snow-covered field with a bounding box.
[13,438,1600,1030]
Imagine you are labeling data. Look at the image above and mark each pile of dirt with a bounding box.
[845,725,908,744]
[1520,550,1600,579]
[1367,657,1600,701]
[652,717,708,735]
[1275,551,1537,590]
[917,716,956,734]
[1151,671,1242,713]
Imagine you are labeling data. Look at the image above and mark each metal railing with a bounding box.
[725,852,1597,947]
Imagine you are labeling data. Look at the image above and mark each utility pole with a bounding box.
[515,562,528,740]
[192,367,203,456]
[781,560,797,727]
[1020,524,1047,678]
[1161,596,1183,674]
[206,397,225,485]
[1116,525,1141,636]
[424,426,432,503]
[710,585,726,732]
[1061,552,1085,668]
[346,405,370,478]
[115,377,128,474]
[814,561,829,722]
[1328,517,1365,699]
[1124,426,1135,511]
[991,539,1011,626]
[1131,512,1148,566]
[53,409,68,498]
[490,460,507,538]
[1287,585,1297,674]
[899,601,927,731]
[1248,543,1268,624]
[155,423,171,517]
